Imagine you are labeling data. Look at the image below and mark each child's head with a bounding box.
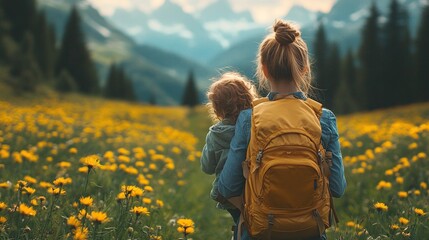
[207,72,258,123]
[256,19,312,95]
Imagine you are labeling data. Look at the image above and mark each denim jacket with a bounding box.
[217,92,347,240]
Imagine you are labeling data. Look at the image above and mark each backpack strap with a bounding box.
[252,97,269,108]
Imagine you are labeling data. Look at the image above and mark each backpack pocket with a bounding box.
[258,158,321,210]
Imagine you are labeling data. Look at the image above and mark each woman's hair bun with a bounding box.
[273,19,300,46]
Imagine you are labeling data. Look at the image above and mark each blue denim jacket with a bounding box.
[218,92,347,240]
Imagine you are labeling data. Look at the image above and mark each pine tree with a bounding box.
[359,2,382,109]
[104,63,136,101]
[1,0,37,43]
[313,23,330,106]
[335,50,358,114]
[9,32,41,92]
[56,7,99,94]
[382,0,411,107]
[326,43,340,109]
[182,70,199,107]
[416,5,429,102]
[56,70,77,93]
[34,12,56,80]
[104,63,119,99]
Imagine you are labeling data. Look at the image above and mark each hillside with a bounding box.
[1,86,429,239]
[37,0,215,105]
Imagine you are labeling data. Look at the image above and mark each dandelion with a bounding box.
[143,198,152,205]
[156,200,164,208]
[399,217,409,225]
[396,177,404,184]
[80,155,101,170]
[0,216,6,224]
[0,202,7,210]
[18,203,36,217]
[87,211,109,224]
[414,190,421,196]
[48,187,66,196]
[130,206,150,216]
[24,176,37,184]
[78,209,87,220]
[391,224,400,230]
[177,218,195,237]
[58,161,72,168]
[69,147,78,154]
[79,196,93,207]
[22,186,36,195]
[0,181,11,188]
[397,191,408,198]
[420,182,427,189]
[374,202,388,212]
[73,227,88,240]
[414,208,425,216]
[67,216,81,229]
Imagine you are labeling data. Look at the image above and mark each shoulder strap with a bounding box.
[252,97,269,108]
[304,98,323,119]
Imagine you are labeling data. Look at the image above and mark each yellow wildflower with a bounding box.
[391,224,399,230]
[0,216,6,224]
[80,155,101,170]
[130,206,150,216]
[414,208,425,216]
[87,211,109,224]
[397,191,408,198]
[73,227,88,240]
[67,216,81,229]
[48,187,66,196]
[79,196,93,207]
[53,177,72,186]
[18,203,36,217]
[399,217,409,225]
[0,202,7,210]
[22,187,36,195]
[374,202,388,212]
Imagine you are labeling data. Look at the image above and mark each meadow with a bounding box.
[0,91,428,239]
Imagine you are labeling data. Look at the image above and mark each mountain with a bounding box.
[108,0,261,61]
[109,0,222,62]
[210,0,426,79]
[37,0,215,105]
[284,5,319,27]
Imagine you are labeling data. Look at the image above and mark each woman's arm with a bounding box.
[218,110,251,198]
[322,109,347,198]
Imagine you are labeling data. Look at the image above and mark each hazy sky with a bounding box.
[88,0,336,23]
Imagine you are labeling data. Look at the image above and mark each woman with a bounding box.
[217,19,347,240]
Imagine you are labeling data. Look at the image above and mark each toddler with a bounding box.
[200,72,258,237]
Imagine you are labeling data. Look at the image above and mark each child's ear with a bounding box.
[262,65,269,78]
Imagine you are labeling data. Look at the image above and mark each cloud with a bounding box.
[88,0,335,23]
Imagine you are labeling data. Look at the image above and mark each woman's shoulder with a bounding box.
[237,109,252,121]
[321,108,337,121]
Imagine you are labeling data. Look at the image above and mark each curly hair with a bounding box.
[207,72,258,123]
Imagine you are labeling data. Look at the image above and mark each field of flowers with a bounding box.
[0,93,428,239]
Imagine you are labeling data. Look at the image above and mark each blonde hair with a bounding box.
[256,19,313,95]
[207,72,258,123]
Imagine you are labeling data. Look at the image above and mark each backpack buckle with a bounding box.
[256,150,263,164]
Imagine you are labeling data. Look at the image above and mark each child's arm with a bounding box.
[200,132,217,175]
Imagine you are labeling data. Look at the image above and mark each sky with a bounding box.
[88,0,336,23]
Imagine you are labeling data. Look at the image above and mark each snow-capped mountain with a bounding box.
[37,0,215,105]
[108,0,260,62]
[211,0,427,79]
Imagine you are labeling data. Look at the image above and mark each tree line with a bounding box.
[313,0,429,113]
[0,0,135,101]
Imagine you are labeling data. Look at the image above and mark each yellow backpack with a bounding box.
[240,96,336,240]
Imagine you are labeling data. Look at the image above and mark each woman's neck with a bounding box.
[270,81,299,93]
